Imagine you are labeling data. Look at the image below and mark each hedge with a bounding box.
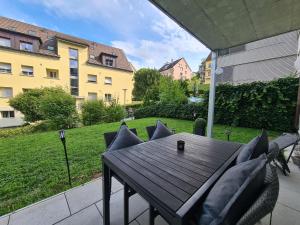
[135,77,299,131]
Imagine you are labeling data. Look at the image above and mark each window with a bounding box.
[0,37,11,47]
[88,92,97,100]
[90,55,95,59]
[105,58,114,67]
[71,87,79,96]
[104,77,112,85]
[47,46,54,51]
[105,93,112,102]
[0,63,11,73]
[0,87,13,98]
[87,74,97,83]
[47,69,58,79]
[28,30,36,36]
[20,41,33,52]
[21,66,34,76]
[1,111,15,118]
[7,26,16,31]
[69,48,78,59]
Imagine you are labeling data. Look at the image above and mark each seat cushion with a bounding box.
[150,120,172,140]
[198,154,267,225]
[236,129,268,164]
[107,125,143,151]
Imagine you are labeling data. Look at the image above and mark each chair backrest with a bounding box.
[146,123,167,140]
[270,133,299,150]
[236,164,279,225]
[104,128,137,148]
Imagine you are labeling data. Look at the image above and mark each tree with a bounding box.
[81,100,106,125]
[39,87,79,129]
[178,79,190,96]
[9,88,45,122]
[132,68,162,101]
[159,76,187,104]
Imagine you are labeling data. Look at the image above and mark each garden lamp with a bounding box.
[59,129,72,186]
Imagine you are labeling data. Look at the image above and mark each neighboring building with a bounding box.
[199,53,212,84]
[217,31,298,84]
[0,16,134,127]
[159,58,193,80]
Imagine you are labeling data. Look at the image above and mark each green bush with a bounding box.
[40,88,79,129]
[81,100,106,125]
[104,100,126,123]
[9,89,45,122]
[209,76,299,131]
[135,102,206,120]
[159,76,188,104]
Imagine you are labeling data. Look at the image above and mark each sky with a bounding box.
[0,0,210,71]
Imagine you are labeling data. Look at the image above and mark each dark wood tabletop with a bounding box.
[102,132,242,225]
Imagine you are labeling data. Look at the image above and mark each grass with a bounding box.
[0,117,280,215]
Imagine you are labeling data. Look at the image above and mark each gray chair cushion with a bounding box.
[236,130,268,164]
[107,125,143,151]
[150,120,172,140]
[198,154,267,225]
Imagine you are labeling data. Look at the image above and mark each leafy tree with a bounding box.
[159,76,187,104]
[9,89,45,122]
[39,88,79,129]
[132,68,162,101]
[81,100,106,125]
[178,79,190,96]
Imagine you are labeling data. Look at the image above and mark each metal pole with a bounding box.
[207,51,217,138]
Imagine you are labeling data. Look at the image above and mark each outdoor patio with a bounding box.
[1,152,299,225]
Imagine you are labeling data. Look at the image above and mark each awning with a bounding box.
[150,0,300,50]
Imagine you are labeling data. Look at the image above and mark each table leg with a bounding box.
[149,205,155,225]
[124,183,129,225]
[103,161,110,225]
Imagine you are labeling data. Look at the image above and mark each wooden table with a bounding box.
[102,133,242,225]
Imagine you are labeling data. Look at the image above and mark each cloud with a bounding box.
[18,0,209,70]
[113,15,209,70]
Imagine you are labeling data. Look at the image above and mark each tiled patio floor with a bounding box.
[1,162,300,225]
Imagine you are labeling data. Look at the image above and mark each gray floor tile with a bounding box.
[259,203,300,225]
[136,209,168,225]
[278,185,300,211]
[9,194,69,225]
[0,216,9,225]
[56,205,102,225]
[129,221,139,225]
[65,178,122,214]
[97,191,148,225]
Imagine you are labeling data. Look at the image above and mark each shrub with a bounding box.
[135,102,206,120]
[40,88,79,129]
[104,100,126,123]
[9,89,45,122]
[159,76,188,104]
[81,100,106,125]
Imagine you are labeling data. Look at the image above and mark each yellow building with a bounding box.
[203,53,212,84]
[0,17,134,127]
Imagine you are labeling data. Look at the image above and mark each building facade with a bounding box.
[0,17,134,127]
[199,53,212,84]
[159,58,193,80]
[216,31,298,84]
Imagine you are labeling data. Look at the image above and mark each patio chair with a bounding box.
[270,133,299,175]
[236,164,279,225]
[146,123,168,140]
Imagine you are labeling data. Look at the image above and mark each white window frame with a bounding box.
[0,87,13,98]
[87,74,97,83]
[0,63,11,73]
[20,41,33,52]
[21,66,34,76]
[1,111,15,118]
[105,93,112,102]
[104,77,112,85]
[0,37,11,47]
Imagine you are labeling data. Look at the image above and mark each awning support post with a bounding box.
[207,51,217,138]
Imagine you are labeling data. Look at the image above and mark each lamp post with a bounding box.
[59,129,71,186]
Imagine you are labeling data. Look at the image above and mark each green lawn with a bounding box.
[0,117,280,215]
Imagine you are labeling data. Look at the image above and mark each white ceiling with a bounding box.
[150,0,300,50]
